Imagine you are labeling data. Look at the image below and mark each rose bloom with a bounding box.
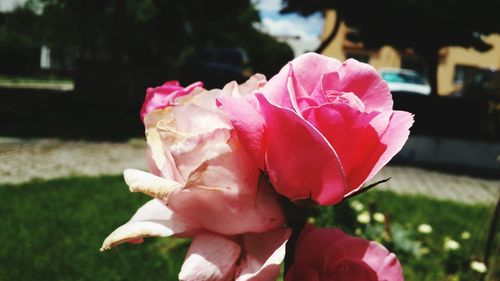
[101,76,289,281]
[220,53,414,205]
[286,223,404,281]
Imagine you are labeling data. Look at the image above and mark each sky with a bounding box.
[254,0,324,56]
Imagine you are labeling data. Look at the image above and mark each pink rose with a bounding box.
[102,76,289,280]
[286,224,404,281]
[220,53,414,205]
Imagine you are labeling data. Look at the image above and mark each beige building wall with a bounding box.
[438,35,500,94]
[321,9,500,95]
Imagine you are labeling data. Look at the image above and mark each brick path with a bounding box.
[0,137,498,205]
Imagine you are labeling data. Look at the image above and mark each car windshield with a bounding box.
[382,72,426,85]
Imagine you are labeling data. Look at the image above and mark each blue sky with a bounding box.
[254,0,324,55]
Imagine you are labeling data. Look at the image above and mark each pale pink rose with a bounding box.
[179,228,291,281]
[140,80,203,121]
[286,224,404,281]
[220,53,414,205]
[101,76,288,280]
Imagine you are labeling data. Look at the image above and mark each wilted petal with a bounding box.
[179,232,241,281]
[100,199,198,251]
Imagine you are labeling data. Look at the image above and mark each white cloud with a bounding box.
[254,0,283,12]
[257,16,322,55]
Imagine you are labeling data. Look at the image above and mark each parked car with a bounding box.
[179,47,252,89]
[379,68,431,95]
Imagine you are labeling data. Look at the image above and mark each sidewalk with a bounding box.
[0,137,498,205]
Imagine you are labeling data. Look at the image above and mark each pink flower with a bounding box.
[286,224,404,281]
[220,53,414,205]
[140,80,203,121]
[101,75,288,280]
[179,228,291,281]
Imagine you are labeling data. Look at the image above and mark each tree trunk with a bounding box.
[419,48,440,96]
[315,10,342,54]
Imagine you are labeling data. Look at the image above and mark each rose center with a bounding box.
[325,90,365,112]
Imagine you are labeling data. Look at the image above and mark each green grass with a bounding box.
[0,75,73,90]
[0,176,188,281]
[0,176,497,280]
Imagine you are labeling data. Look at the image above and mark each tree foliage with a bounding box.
[2,0,293,77]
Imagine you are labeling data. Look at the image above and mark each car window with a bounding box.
[382,72,426,85]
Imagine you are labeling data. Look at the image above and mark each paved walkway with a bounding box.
[0,137,498,205]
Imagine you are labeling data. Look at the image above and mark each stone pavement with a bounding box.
[0,137,498,205]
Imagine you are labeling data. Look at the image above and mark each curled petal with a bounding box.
[100,199,199,251]
[124,169,183,198]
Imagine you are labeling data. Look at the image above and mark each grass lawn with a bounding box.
[0,75,73,91]
[0,176,496,280]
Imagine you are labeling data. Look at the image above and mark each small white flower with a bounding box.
[418,247,430,256]
[355,228,362,236]
[350,200,364,212]
[444,237,460,251]
[357,211,371,224]
[470,261,487,273]
[461,231,471,240]
[373,212,385,223]
[417,224,433,234]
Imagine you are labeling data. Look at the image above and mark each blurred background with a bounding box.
[0,0,499,280]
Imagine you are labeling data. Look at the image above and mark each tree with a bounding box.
[281,0,500,95]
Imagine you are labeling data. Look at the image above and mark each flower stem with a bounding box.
[282,197,311,275]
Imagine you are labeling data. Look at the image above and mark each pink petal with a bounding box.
[168,171,284,235]
[100,199,199,251]
[218,95,266,169]
[336,59,393,112]
[328,259,378,281]
[365,111,414,182]
[237,73,267,96]
[285,264,321,281]
[179,232,241,281]
[236,227,291,281]
[325,237,403,281]
[262,53,342,109]
[257,94,347,205]
[293,224,348,269]
[302,104,386,191]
